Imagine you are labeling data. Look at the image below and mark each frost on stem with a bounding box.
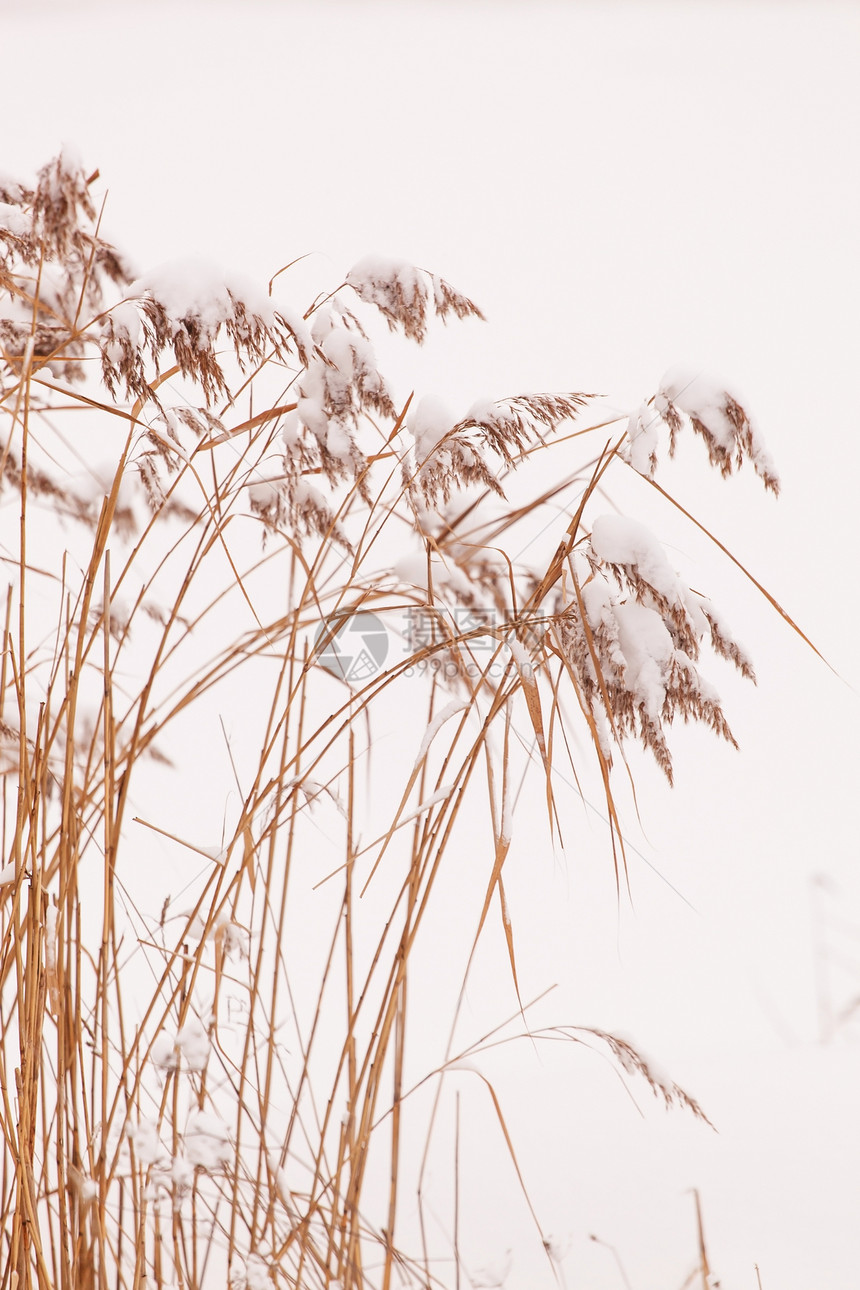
[183,1110,232,1171]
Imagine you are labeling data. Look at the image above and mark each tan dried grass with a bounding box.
[0,154,804,1290]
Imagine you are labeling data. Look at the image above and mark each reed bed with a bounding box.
[0,152,795,1290]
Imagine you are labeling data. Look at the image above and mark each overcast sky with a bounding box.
[3,2,859,1287]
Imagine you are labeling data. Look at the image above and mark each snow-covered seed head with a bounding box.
[656,366,780,494]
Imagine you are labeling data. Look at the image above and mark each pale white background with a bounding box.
[2,2,859,1287]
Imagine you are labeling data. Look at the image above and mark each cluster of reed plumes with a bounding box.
[0,152,790,1290]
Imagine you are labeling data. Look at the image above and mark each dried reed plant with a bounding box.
[0,151,800,1290]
